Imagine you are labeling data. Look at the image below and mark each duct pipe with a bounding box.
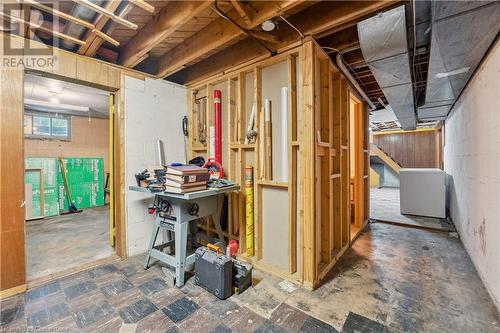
[335,54,376,110]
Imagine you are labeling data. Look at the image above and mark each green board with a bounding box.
[25,157,104,218]
[25,158,60,217]
[58,158,104,211]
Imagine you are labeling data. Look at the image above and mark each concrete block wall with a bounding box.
[124,76,187,256]
[444,42,499,309]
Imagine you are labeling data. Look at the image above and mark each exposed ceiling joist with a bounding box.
[118,1,211,68]
[76,1,125,56]
[72,0,138,30]
[0,11,86,45]
[317,25,359,53]
[170,0,399,84]
[156,0,305,78]
[230,0,255,26]
[21,0,94,30]
[129,0,155,14]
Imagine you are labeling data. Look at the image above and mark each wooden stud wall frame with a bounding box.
[187,38,370,289]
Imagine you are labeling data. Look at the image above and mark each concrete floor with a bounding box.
[370,187,455,231]
[26,206,115,281]
[3,223,499,332]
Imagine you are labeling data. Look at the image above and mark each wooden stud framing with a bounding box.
[72,0,138,30]
[185,38,369,289]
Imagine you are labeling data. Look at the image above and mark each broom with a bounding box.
[58,157,82,215]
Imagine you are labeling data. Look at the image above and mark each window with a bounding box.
[24,112,71,140]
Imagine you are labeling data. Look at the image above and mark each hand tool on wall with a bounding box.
[244,103,257,144]
[204,89,224,179]
[58,157,82,215]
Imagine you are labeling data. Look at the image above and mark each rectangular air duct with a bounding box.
[357,5,417,130]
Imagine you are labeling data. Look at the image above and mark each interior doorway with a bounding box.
[23,73,116,282]
[349,94,364,240]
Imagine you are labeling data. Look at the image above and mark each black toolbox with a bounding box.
[194,246,233,299]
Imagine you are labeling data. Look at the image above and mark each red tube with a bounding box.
[214,89,222,163]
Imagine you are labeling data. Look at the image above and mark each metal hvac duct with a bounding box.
[357,5,417,130]
[418,1,500,120]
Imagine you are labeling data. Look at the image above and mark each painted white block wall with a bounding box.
[124,76,187,256]
[444,42,500,309]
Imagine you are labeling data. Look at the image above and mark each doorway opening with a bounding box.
[349,94,364,240]
[23,73,116,283]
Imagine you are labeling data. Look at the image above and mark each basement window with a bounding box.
[24,112,71,140]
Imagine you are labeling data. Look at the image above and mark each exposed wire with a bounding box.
[279,15,304,39]
[211,1,276,56]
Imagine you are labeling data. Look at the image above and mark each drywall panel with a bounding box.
[444,42,500,309]
[262,187,289,271]
[261,61,288,182]
[124,76,187,256]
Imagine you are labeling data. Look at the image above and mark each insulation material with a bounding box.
[262,187,289,271]
[25,158,60,217]
[58,158,104,211]
[357,5,417,129]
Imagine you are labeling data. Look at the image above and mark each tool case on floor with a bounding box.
[194,245,233,299]
[232,259,252,294]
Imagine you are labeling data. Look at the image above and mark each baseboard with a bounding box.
[0,284,26,299]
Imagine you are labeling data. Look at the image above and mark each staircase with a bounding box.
[370,144,402,188]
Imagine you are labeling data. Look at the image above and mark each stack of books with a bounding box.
[164,165,209,194]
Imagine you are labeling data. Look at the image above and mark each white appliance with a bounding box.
[400,168,446,218]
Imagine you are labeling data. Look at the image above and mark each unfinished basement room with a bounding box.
[0,1,499,332]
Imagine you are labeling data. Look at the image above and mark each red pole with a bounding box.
[214,89,222,163]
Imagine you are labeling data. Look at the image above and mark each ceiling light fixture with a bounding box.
[261,20,275,32]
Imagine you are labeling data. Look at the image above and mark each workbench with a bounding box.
[128,185,239,287]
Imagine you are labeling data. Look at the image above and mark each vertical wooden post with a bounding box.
[287,55,297,275]
[253,67,263,259]
[299,40,316,286]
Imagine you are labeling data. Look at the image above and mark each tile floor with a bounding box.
[26,206,115,280]
[370,187,454,231]
[2,223,499,332]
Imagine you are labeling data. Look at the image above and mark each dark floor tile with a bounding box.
[269,303,308,333]
[100,279,134,297]
[26,302,70,328]
[88,264,118,278]
[26,281,61,301]
[299,316,338,333]
[63,280,98,300]
[119,298,158,324]
[341,312,384,333]
[205,299,240,320]
[161,297,199,323]
[73,300,114,329]
[254,320,289,333]
[1,304,24,326]
[120,265,139,278]
[136,309,175,333]
[211,323,232,333]
[138,277,167,296]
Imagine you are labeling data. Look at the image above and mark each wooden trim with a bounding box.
[373,127,437,135]
[0,284,26,299]
[257,180,288,188]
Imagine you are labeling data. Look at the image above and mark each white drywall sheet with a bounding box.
[444,42,500,309]
[124,76,187,256]
[262,187,289,271]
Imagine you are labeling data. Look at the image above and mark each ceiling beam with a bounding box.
[129,0,155,14]
[170,0,400,84]
[317,25,359,53]
[230,0,256,26]
[21,0,94,29]
[72,0,137,30]
[77,1,125,56]
[156,0,304,78]
[118,1,211,68]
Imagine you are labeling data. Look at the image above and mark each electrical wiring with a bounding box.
[279,15,304,39]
